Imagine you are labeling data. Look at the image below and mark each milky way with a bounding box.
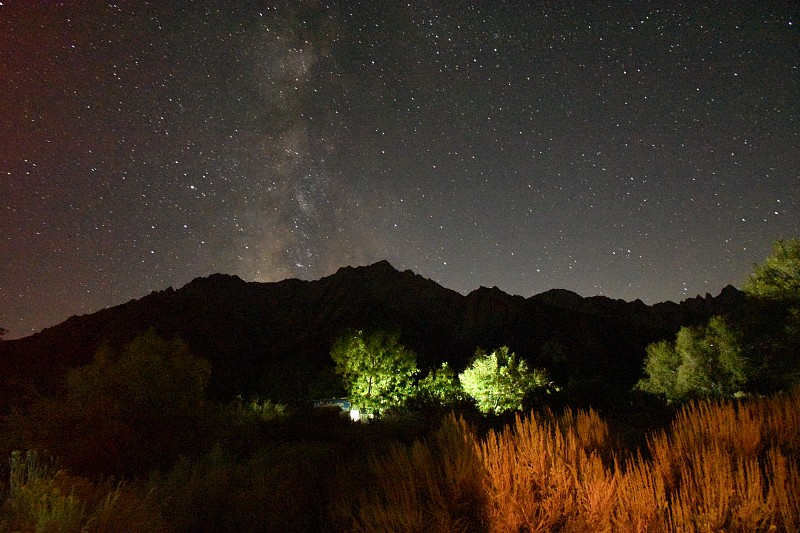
[1,2,798,338]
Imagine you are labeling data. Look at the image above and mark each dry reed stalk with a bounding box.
[645,430,680,493]
[612,454,670,532]
[668,442,735,531]
[481,426,529,531]
[764,387,800,452]
[569,451,616,532]
[564,407,610,452]
[480,415,565,532]
[644,390,800,532]
[731,401,766,457]
[480,410,614,532]
[647,395,767,498]
[433,416,486,525]
[355,443,427,532]
[347,415,485,533]
[729,455,773,531]
[767,448,800,532]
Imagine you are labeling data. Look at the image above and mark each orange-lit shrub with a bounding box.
[339,415,486,532]
[479,407,614,532]
[333,388,800,533]
[617,387,800,532]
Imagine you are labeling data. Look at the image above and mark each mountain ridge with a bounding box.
[0,260,747,409]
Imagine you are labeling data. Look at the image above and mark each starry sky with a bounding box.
[2,2,798,339]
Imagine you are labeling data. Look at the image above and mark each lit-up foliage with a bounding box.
[459,346,549,414]
[330,329,418,415]
[417,362,464,406]
[637,316,747,402]
[743,238,800,301]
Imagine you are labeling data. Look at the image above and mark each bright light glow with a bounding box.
[349,409,360,422]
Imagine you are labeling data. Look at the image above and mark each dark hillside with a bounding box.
[0,261,747,410]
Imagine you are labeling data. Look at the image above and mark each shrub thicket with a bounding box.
[333,387,800,532]
[2,389,797,531]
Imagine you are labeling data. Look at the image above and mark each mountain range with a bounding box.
[0,260,746,411]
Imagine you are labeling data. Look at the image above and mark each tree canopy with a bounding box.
[459,346,549,414]
[330,329,418,415]
[8,329,212,476]
[66,329,211,411]
[743,238,800,301]
[636,316,748,402]
[417,362,464,406]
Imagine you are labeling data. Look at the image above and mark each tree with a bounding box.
[417,362,464,406]
[743,238,800,301]
[637,340,683,401]
[458,346,549,414]
[637,316,748,402]
[66,330,211,413]
[9,329,212,476]
[330,329,418,415]
[741,238,800,390]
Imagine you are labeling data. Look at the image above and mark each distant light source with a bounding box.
[350,409,361,422]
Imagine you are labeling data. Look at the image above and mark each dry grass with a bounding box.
[479,407,614,532]
[335,388,800,533]
[338,415,486,532]
[0,450,167,532]
[636,388,800,532]
[3,389,797,531]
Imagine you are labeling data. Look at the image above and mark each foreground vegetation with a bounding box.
[1,238,797,530]
[636,239,800,403]
[329,388,800,532]
[1,388,798,532]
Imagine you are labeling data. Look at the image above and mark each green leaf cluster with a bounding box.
[417,362,465,406]
[637,316,748,402]
[330,329,419,415]
[743,238,800,359]
[458,346,549,414]
[743,238,800,301]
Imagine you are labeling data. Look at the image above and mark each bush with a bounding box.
[637,316,749,402]
[5,330,213,477]
[459,346,550,414]
[330,388,800,532]
[0,450,167,532]
[327,415,486,532]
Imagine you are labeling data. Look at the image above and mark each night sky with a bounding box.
[2,2,798,339]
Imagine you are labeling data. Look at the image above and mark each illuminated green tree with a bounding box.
[637,340,682,401]
[330,329,418,415]
[637,316,748,402]
[741,238,800,389]
[459,346,549,414]
[417,362,464,406]
[743,238,800,301]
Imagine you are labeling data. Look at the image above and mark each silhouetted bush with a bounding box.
[4,329,214,477]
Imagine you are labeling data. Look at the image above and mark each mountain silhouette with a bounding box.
[0,261,746,410]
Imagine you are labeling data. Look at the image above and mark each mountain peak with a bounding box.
[367,259,398,272]
[181,273,247,293]
[531,288,585,308]
[334,259,398,276]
